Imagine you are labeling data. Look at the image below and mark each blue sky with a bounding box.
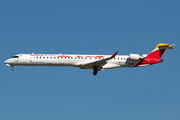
[0,0,180,120]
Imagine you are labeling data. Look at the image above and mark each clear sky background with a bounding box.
[0,0,180,120]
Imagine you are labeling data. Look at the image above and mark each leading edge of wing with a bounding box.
[80,51,119,69]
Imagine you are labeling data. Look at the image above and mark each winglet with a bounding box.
[110,51,119,58]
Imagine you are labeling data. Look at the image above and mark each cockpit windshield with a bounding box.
[11,56,19,58]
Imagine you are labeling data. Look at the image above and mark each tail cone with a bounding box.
[159,59,163,63]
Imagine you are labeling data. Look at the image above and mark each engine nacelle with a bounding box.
[129,54,144,60]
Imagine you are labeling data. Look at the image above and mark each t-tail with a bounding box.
[136,43,173,67]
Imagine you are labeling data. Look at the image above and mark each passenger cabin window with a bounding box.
[11,56,19,58]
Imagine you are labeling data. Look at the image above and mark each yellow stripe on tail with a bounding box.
[153,43,173,51]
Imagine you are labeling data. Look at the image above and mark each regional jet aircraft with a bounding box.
[4,43,173,75]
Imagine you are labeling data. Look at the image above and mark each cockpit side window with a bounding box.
[11,56,19,58]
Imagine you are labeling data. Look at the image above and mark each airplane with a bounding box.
[4,43,173,75]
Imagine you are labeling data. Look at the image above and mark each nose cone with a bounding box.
[4,59,12,66]
[4,60,8,64]
[4,59,11,64]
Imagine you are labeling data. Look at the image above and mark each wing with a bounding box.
[80,51,119,69]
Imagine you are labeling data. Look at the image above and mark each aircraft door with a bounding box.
[22,55,27,63]
[18,54,23,62]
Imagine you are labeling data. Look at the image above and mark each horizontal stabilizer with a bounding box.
[154,43,173,50]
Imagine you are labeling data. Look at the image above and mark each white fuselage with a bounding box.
[3,43,172,75]
[4,54,141,69]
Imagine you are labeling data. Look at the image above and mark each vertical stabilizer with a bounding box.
[145,43,173,59]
